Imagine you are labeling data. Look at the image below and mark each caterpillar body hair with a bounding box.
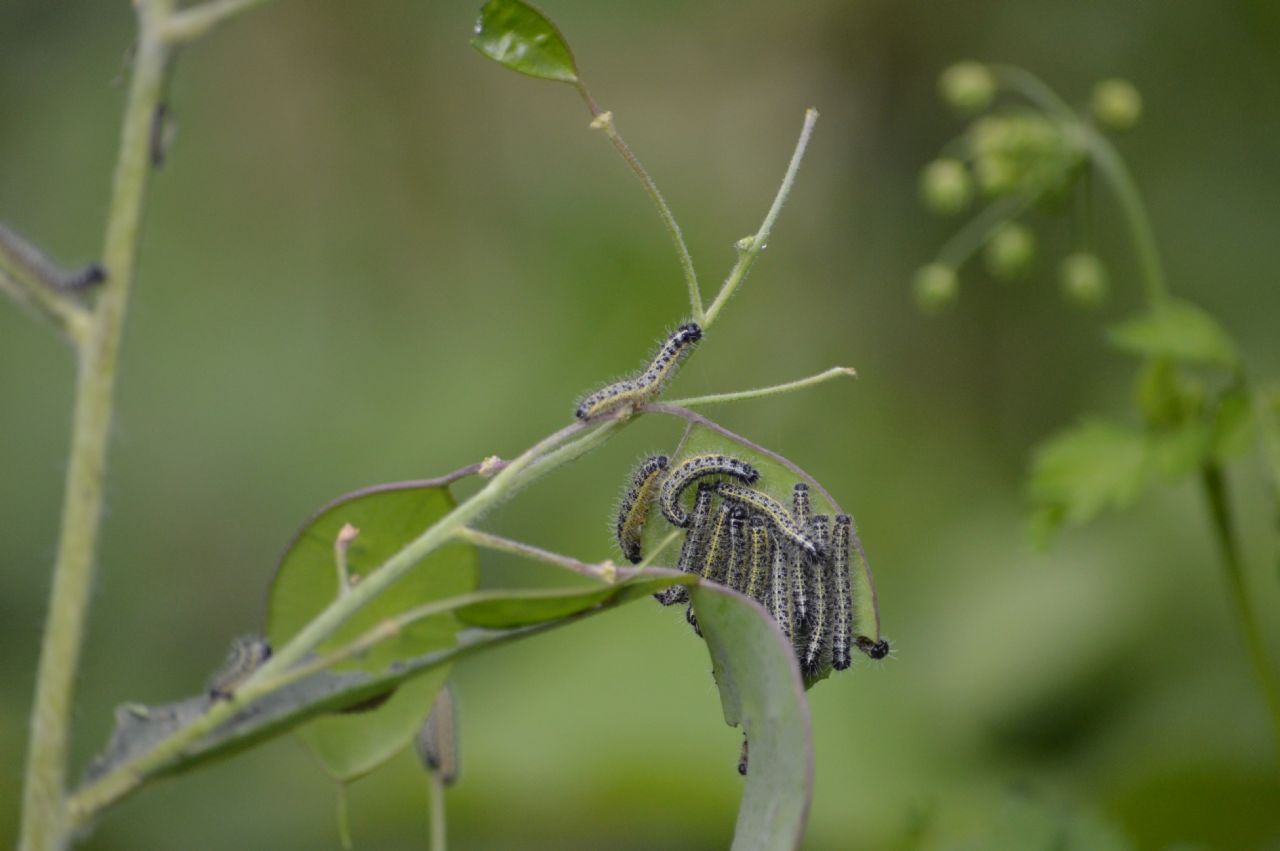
[832,515,854,670]
[792,483,811,528]
[802,516,832,677]
[714,482,820,559]
[769,541,792,641]
[654,484,715,606]
[658,454,759,528]
[790,483,813,624]
[615,455,669,564]
[723,506,749,592]
[745,515,771,605]
[699,502,736,586]
[208,636,272,701]
[575,322,702,420]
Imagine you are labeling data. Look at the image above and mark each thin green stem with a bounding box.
[704,108,819,327]
[1201,464,1280,756]
[636,530,681,570]
[575,87,703,323]
[162,0,275,43]
[336,783,354,851]
[0,267,89,345]
[937,194,1034,269]
[19,3,173,848]
[457,527,614,580]
[1078,123,1169,306]
[428,770,447,851]
[665,366,856,408]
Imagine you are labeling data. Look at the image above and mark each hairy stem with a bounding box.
[1201,464,1280,756]
[704,108,819,327]
[19,3,172,848]
[576,89,704,323]
[665,366,856,408]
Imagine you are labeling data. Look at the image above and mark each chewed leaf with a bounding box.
[471,0,579,84]
[267,481,479,780]
[1107,299,1239,368]
[1029,419,1150,532]
[691,585,813,851]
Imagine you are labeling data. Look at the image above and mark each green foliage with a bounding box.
[471,0,579,84]
[690,584,812,851]
[1107,299,1239,369]
[1028,418,1151,539]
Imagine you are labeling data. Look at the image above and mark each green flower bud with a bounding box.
[1091,79,1142,130]
[1058,251,1109,306]
[919,159,973,215]
[983,223,1036,279]
[939,61,996,114]
[974,154,1018,196]
[913,263,958,313]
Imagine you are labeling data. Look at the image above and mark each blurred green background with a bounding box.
[4,1,1280,848]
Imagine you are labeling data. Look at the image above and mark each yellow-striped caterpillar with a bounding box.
[658,454,759,528]
[713,481,820,559]
[575,322,702,421]
[615,455,669,564]
[791,484,812,624]
[723,506,749,592]
[801,515,832,677]
[654,483,714,606]
[207,636,272,701]
[744,514,771,604]
[832,515,854,670]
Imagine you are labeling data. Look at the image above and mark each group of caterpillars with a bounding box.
[616,452,889,681]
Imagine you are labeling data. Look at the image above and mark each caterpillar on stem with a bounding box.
[576,323,702,421]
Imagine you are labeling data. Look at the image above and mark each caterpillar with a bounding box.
[744,515,771,605]
[855,635,892,660]
[654,483,715,606]
[714,482,820,559]
[699,502,737,585]
[658,454,759,528]
[802,516,832,677]
[832,515,854,671]
[415,684,460,786]
[790,483,813,624]
[615,455,669,564]
[769,540,792,641]
[723,506,749,592]
[208,636,272,701]
[575,322,703,421]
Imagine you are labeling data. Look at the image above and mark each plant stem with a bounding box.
[936,194,1033,269]
[457,527,614,580]
[664,366,856,408]
[704,108,819,327]
[0,224,95,343]
[18,3,172,848]
[336,783,353,851]
[1201,464,1280,756]
[575,90,704,324]
[428,770,447,851]
[161,0,276,43]
[1078,124,1169,306]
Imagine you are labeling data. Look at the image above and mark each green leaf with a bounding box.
[471,0,579,84]
[1029,419,1151,529]
[79,576,689,790]
[691,584,813,851]
[1107,299,1239,368]
[455,575,693,629]
[267,481,479,780]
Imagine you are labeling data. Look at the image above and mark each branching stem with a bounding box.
[665,366,856,408]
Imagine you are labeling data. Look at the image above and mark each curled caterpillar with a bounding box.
[615,455,669,564]
[658,454,759,528]
[576,322,702,420]
[714,481,821,559]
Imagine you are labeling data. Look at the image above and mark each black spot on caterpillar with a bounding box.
[855,635,891,660]
[575,322,702,420]
[737,734,749,776]
[208,636,272,701]
[655,483,715,606]
[686,604,701,636]
[615,455,669,564]
[832,515,854,671]
[714,482,820,559]
[658,454,759,528]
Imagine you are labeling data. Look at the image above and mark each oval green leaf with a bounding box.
[471,0,580,84]
[1107,299,1239,369]
[267,481,479,781]
[690,584,813,851]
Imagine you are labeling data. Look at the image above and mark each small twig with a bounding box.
[456,527,614,581]
[161,0,276,43]
[635,530,681,570]
[704,108,819,327]
[576,93,704,324]
[664,366,856,408]
[427,770,447,851]
[0,224,96,343]
[334,524,359,597]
